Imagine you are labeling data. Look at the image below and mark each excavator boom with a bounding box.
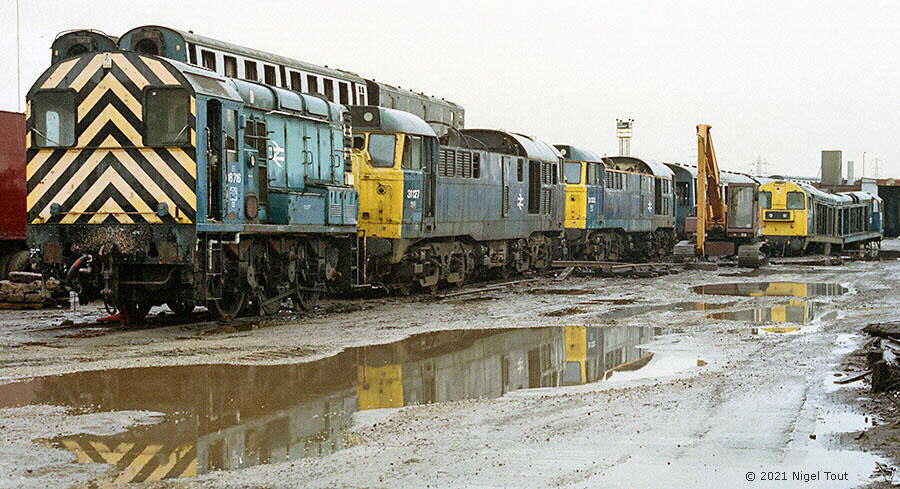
[696,124,728,254]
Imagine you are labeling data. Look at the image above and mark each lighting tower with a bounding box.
[616,119,634,156]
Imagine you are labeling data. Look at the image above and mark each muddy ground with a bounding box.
[1,241,899,488]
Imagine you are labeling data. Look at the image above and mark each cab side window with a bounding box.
[32,90,75,147]
[401,135,423,170]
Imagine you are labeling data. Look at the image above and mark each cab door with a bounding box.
[204,99,243,222]
[421,137,436,233]
[401,134,426,230]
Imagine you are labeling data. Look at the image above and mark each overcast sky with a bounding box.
[1,0,897,178]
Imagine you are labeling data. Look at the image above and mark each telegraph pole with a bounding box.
[16,0,22,111]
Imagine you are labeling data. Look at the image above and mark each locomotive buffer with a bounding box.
[674,124,768,267]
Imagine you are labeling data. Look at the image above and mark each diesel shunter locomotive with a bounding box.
[26,51,357,320]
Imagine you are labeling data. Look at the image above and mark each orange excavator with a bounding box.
[673,124,768,267]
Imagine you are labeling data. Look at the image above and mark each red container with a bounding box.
[0,111,26,241]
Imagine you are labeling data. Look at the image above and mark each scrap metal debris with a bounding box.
[863,322,900,393]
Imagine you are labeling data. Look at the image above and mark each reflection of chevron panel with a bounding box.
[56,438,197,483]
[26,52,196,225]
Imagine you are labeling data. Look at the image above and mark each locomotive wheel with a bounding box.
[119,299,151,324]
[167,299,196,317]
[0,254,10,280]
[530,236,551,270]
[6,251,31,277]
[292,290,320,311]
[393,283,412,296]
[418,266,440,294]
[257,290,282,316]
[212,291,246,320]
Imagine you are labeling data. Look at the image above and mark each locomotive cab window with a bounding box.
[32,90,75,147]
[352,134,366,150]
[144,88,190,147]
[564,162,581,184]
[786,191,805,210]
[759,191,772,209]
[368,134,396,168]
[244,118,267,156]
[401,135,423,170]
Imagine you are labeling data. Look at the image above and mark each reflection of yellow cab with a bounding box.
[750,282,808,297]
[760,299,811,333]
[357,364,404,409]
[760,326,801,333]
[564,326,588,385]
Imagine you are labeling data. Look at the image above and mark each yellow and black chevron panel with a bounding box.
[26,52,197,225]
[53,437,197,484]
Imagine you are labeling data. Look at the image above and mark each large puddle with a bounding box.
[691,282,848,297]
[0,325,662,483]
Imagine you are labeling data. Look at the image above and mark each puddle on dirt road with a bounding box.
[691,282,848,297]
[0,325,666,483]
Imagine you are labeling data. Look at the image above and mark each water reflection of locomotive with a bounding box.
[16,326,655,482]
[25,25,677,320]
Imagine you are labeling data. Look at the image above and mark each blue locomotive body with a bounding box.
[351,107,565,290]
[559,150,676,261]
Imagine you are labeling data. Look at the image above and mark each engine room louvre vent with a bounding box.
[457,151,472,178]
[503,186,510,216]
[541,162,551,185]
[439,149,455,177]
[541,189,551,215]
